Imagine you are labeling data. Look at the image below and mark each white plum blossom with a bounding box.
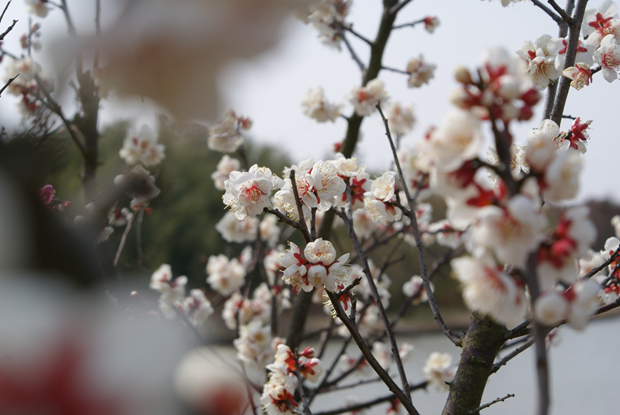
[260,215,281,248]
[562,63,592,90]
[452,255,527,329]
[526,119,560,171]
[206,254,246,296]
[594,34,620,82]
[179,289,214,327]
[548,36,594,70]
[234,320,272,372]
[208,109,251,153]
[385,102,416,136]
[25,0,49,17]
[542,149,581,203]
[303,0,352,49]
[363,171,402,224]
[150,264,188,318]
[223,165,280,220]
[567,279,601,330]
[402,275,432,304]
[302,86,342,122]
[107,202,133,227]
[119,125,166,167]
[406,55,436,88]
[582,0,620,48]
[517,35,562,89]
[468,195,547,268]
[215,211,258,243]
[430,109,483,172]
[211,155,240,191]
[352,208,379,239]
[535,290,569,326]
[348,79,389,116]
[423,352,456,392]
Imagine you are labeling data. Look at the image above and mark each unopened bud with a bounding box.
[454,66,473,84]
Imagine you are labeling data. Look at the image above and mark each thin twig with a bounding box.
[392,18,425,30]
[339,22,373,46]
[531,0,562,23]
[381,65,409,75]
[340,30,366,73]
[376,102,462,347]
[334,208,414,404]
[471,394,515,414]
[113,214,135,267]
[325,290,420,415]
[491,338,535,374]
[581,245,620,281]
[313,380,428,415]
[0,1,11,24]
[60,0,77,36]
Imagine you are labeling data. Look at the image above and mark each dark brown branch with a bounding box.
[60,0,77,36]
[471,394,515,414]
[340,22,373,46]
[376,102,462,347]
[549,0,589,125]
[381,65,409,75]
[0,1,11,24]
[581,245,620,281]
[289,169,312,243]
[547,0,573,24]
[265,207,310,242]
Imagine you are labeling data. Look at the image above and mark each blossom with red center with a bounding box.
[423,16,440,33]
[223,164,279,220]
[563,63,593,90]
[594,34,620,82]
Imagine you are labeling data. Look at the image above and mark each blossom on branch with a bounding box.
[562,63,593,90]
[348,79,389,116]
[208,109,251,153]
[423,352,456,392]
[223,165,279,220]
[302,86,342,122]
[406,55,436,88]
[206,254,246,296]
[119,125,166,167]
[594,34,620,82]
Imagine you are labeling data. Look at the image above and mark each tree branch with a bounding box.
[531,0,562,23]
[471,394,515,414]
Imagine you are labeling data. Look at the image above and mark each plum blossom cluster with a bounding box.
[150,264,214,327]
[302,86,343,122]
[423,353,456,392]
[406,55,437,88]
[119,125,166,167]
[281,238,351,293]
[208,109,252,153]
[347,79,389,116]
[301,0,352,49]
[3,56,54,118]
[261,346,323,415]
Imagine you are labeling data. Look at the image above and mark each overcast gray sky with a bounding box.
[1,0,618,203]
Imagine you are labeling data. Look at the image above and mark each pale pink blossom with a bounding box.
[348,79,389,116]
[452,255,527,328]
[562,63,592,90]
[223,165,279,220]
[402,275,432,304]
[208,109,251,153]
[468,195,547,268]
[179,289,214,327]
[211,155,241,191]
[215,211,259,243]
[516,35,562,89]
[582,0,620,48]
[302,86,342,122]
[423,352,456,392]
[430,109,483,172]
[594,34,620,82]
[406,55,436,88]
[385,102,416,136]
[25,0,49,17]
[119,125,165,167]
[525,119,560,171]
[542,149,581,203]
[352,208,379,239]
[206,254,246,296]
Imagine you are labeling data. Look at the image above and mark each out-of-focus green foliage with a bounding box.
[40,117,291,288]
